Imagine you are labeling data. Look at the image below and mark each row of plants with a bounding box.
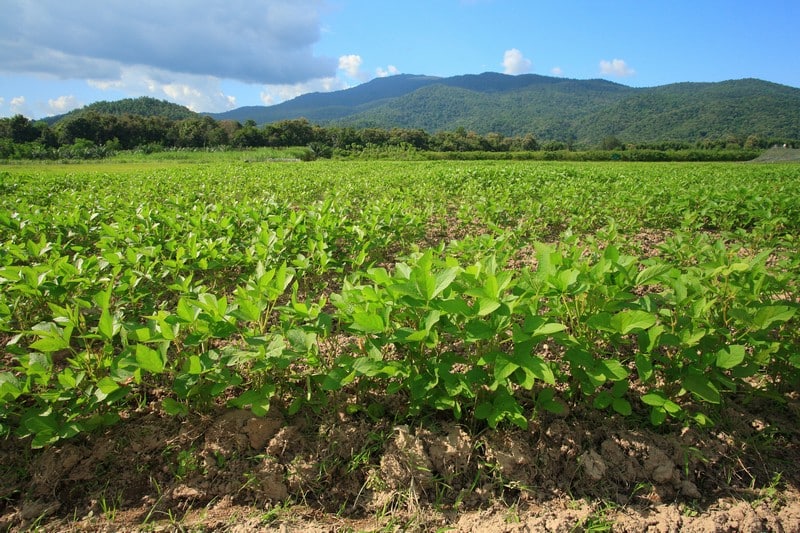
[0,161,798,447]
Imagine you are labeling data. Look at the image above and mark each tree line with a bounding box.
[1,112,796,160]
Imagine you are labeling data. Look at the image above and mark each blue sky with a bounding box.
[1,0,798,119]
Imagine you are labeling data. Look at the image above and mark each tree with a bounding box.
[231,123,265,147]
[56,116,97,145]
[601,135,624,150]
[513,133,539,151]
[265,119,314,147]
[9,114,40,143]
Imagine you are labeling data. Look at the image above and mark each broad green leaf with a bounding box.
[680,327,707,347]
[230,384,275,417]
[635,264,672,285]
[612,398,632,416]
[176,298,199,323]
[135,344,165,374]
[610,310,656,334]
[715,345,746,369]
[635,353,654,382]
[551,268,580,293]
[683,370,720,404]
[599,359,629,380]
[465,319,496,341]
[431,268,460,300]
[537,388,566,415]
[477,298,501,317]
[96,376,120,395]
[30,335,70,353]
[352,357,400,378]
[586,312,613,332]
[130,327,152,342]
[523,315,567,337]
[322,366,356,390]
[187,355,204,375]
[752,305,796,329]
[162,398,189,416]
[434,297,473,317]
[641,391,667,407]
[663,399,682,414]
[156,316,176,341]
[350,312,385,333]
[233,298,262,323]
[287,328,315,352]
[533,322,566,336]
[593,391,613,409]
[0,372,22,400]
[98,308,114,340]
[396,327,428,342]
[474,401,493,421]
[493,353,519,382]
[640,324,665,353]
[423,310,441,332]
[691,412,713,427]
[512,351,556,385]
[650,406,667,426]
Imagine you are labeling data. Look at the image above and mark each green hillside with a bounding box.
[208,73,800,146]
[43,96,197,125]
[40,74,800,147]
[573,79,800,143]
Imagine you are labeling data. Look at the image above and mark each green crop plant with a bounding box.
[0,160,798,447]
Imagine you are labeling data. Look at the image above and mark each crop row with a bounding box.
[1,161,798,447]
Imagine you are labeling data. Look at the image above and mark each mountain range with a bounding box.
[46,73,800,146]
[207,73,800,145]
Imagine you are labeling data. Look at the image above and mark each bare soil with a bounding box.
[1,387,798,532]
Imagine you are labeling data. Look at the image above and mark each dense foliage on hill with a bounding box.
[43,97,197,124]
[208,73,800,146]
[2,73,798,160]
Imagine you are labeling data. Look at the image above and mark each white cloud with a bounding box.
[10,96,26,114]
[551,67,563,76]
[0,97,4,108]
[599,58,635,77]
[338,54,364,79]
[0,0,335,85]
[260,76,349,106]
[163,84,203,109]
[47,95,79,114]
[376,65,399,78]
[502,49,532,75]
[86,65,238,112]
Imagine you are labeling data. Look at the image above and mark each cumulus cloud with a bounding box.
[48,95,80,114]
[85,65,238,112]
[338,55,364,79]
[376,65,399,78]
[502,49,532,75]
[551,67,564,76]
[10,96,27,115]
[0,0,335,85]
[260,76,348,106]
[599,58,635,77]
[260,55,404,106]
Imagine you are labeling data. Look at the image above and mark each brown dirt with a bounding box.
[1,389,798,532]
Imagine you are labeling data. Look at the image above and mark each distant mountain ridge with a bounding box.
[207,73,800,145]
[44,73,800,146]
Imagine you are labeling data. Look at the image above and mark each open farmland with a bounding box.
[1,159,799,531]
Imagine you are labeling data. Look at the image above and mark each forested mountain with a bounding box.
[34,74,800,147]
[43,97,197,125]
[208,73,800,145]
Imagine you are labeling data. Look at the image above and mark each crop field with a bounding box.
[1,159,799,531]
